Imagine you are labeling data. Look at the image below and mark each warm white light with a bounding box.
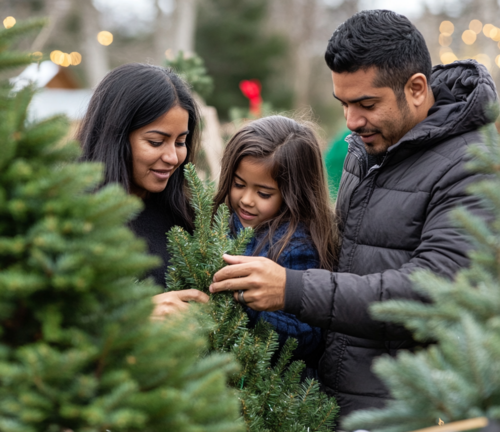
[475,54,491,70]
[97,31,113,46]
[59,53,71,67]
[462,30,477,45]
[69,52,82,65]
[495,55,500,68]
[31,51,43,62]
[439,21,454,36]
[439,34,452,47]
[3,16,16,29]
[50,50,64,65]
[483,23,495,38]
[491,28,500,42]
[440,52,457,64]
[469,19,483,34]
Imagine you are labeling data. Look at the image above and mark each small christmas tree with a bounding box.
[165,51,214,99]
[166,164,338,432]
[344,123,500,432]
[0,21,243,432]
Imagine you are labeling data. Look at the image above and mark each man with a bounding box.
[210,10,497,417]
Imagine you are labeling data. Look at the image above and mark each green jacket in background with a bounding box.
[325,129,350,200]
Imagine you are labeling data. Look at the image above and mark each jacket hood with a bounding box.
[393,59,497,150]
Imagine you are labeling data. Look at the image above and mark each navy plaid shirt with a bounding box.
[232,215,322,365]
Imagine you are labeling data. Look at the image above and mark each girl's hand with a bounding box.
[209,255,286,311]
[151,289,209,320]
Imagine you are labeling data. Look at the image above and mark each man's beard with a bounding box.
[354,98,416,156]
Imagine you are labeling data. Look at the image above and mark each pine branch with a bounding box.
[166,163,338,431]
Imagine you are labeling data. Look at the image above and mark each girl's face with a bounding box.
[129,106,189,198]
[230,156,283,228]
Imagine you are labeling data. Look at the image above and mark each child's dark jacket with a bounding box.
[232,215,322,366]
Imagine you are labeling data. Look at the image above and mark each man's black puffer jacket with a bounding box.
[283,60,498,418]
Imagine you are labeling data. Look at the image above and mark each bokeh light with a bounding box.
[31,51,43,61]
[491,28,500,42]
[50,50,81,66]
[475,53,491,70]
[483,24,495,38]
[439,34,452,47]
[462,30,477,45]
[440,51,458,64]
[97,31,113,46]
[440,46,452,56]
[59,53,71,67]
[3,16,16,29]
[496,55,500,68]
[469,19,483,34]
[50,50,64,65]
[439,21,454,36]
[70,52,82,65]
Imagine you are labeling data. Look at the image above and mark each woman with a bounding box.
[78,63,209,316]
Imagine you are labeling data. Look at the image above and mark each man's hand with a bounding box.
[209,255,286,311]
[151,289,209,320]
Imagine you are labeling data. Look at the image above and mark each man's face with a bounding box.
[332,67,416,155]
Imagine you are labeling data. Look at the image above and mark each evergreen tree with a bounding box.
[0,21,243,432]
[166,164,338,431]
[195,0,289,119]
[164,51,214,100]
[344,124,500,432]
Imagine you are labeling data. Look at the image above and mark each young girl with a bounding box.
[213,115,338,371]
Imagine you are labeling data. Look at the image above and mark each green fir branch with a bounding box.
[165,163,338,431]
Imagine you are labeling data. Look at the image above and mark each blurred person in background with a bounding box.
[78,63,209,317]
[209,9,497,419]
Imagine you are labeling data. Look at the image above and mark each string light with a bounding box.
[50,50,82,66]
[50,50,64,64]
[69,52,82,65]
[439,21,454,36]
[491,28,500,42]
[440,46,453,56]
[483,24,495,38]
[165,48,173,60]
[475,53,491,70]
[469,19,483,34]
[97,31,113,46]
[3,16,16,29]
[439,34,452,47]
[31,51,43,61]
[462,30,476,45]
[440,51,457,64]
[59,53,71,67]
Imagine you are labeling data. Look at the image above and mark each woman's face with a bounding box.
[129,106,189,198]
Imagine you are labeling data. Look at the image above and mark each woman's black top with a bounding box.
[129,196,179,289]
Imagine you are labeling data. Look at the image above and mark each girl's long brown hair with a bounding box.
[214,115,338,270]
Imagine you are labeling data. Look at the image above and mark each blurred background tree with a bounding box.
[2,0,500,183]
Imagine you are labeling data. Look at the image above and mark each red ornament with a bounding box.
[239,79,262,116]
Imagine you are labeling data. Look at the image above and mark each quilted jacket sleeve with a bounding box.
[285,157,491,341]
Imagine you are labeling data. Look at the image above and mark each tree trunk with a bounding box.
[79,0,110,88]
[30,0,72,52]
[175,0,197,54]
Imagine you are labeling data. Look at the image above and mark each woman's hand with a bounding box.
[151,289,209,320]
[209,255,286,311]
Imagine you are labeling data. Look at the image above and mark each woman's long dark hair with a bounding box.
[78,63,200,228]
[214,115,338,270]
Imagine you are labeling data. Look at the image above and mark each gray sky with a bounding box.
[94,0,465,34]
